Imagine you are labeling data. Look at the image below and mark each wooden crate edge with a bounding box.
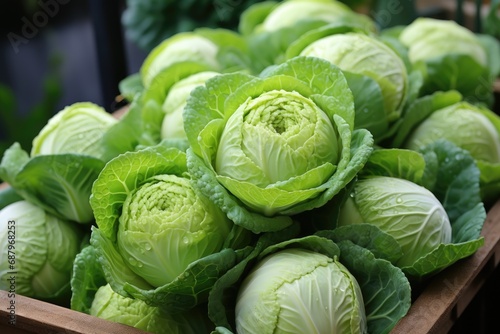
[390,199,500,333]
[0,291,146,334]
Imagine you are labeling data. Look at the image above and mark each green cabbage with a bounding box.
[298,32,408,123]
[399,18,487,67]
[117,173,231,287]
[89,145,245,312]
[404,102,500,163]
[0,201,82,300]
[235,248,367,334]
[161,71,220,140]
[248,0,375,34]
[338,176,452,267]
[31,102,117,161]
[90,284,211,334]
[397,17,496,105]
[184,56,374,233]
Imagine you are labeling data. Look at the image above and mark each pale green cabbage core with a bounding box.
[117,174,231,287]
[259,0,371,33]
[0,201,81,298]
[338,176,452,267]
[161,71,220,140]
[216,89,339,187]
[299,33,407,122]
[143,35,219,87]
[404,103,500,163]
[31,102,117,159]
[399,17,487,67]
[235,248,367,334]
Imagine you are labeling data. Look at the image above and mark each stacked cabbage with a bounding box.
[1,1,499,334]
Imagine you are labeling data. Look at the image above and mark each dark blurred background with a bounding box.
[0,0,271,153]
[0,0,144,114]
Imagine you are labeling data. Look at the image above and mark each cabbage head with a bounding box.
[89,145,243,312]
[90,284,211,334]
[116,172,231,287]
[235,248,367,334]
[141,32,219,87]
[0,102,112,223]
[242,0,375,34]
[31,102,117,161]
[399,18,487,68]
[298,32,408,123]
[184,56,374,233]
[0,201,82,300]
[140,29,248,87]
[338,176,452,267]
[161,71,220,140]
[404,102,500,164]
[398,17,496,105]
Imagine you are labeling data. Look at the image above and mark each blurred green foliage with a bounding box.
[484,0,500,39]
[122,0,272,51]
[0,55,62,161]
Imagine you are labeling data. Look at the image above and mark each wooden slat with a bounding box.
[0,292,147,334]
[391,199,500,333]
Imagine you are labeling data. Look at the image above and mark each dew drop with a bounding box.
[396,197,403,204]
[144,243,152,251]
[455,153,463,160]
[182,236,189,244]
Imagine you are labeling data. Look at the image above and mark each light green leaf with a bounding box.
[118,73,143,102]
[264,56,355,128]
[90,145,186,240]
[238,1,279,35]
[184,72,255,156]
[90,227,152,296]
[360,148,426,185]
[187,149,294,233]
[0,142,30,184]
[70,245,107,314]
[14,153,104,223]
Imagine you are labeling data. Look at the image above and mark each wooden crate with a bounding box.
[0,292,146,334]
